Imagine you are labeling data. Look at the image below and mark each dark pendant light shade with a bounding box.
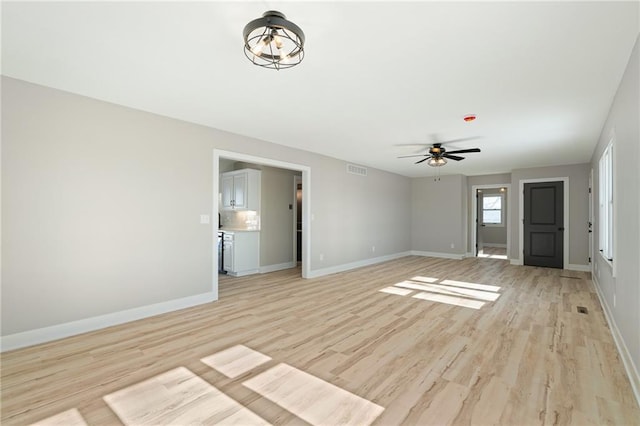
[243,11,305,70]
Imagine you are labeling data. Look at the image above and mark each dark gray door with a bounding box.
[523,181,564,268]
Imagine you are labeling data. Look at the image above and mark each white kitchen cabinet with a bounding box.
[221,169,261,211]
[224,231,260,276]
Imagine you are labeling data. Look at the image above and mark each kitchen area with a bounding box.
[218,159,301,278]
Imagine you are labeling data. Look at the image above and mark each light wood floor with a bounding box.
[477,246,507,259]
[2,256,639,425]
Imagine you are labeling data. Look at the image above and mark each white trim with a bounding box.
[465,252,474,258]
[471,184,511,259]
[598,138,615,273]
[566,264,591,272]
[227,268,260,277]
[260,262,296,274]
[482,243,507,248]
[510,259,523,266]
[1,292,216,352]
[410,250,465,260]
[589,168,594,274]
[293,175,302,266]
[517,177,569,268]
[214,149,312,297]
[592,274,640,407]
[306,252,411,279]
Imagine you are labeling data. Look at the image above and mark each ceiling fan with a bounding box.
[398,137,481,167]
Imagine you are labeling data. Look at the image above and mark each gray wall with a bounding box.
[591,35,639,385]
[509,163,590,265]
[257,165,299,268]
[411,174,468,256]
[1,77,412,336]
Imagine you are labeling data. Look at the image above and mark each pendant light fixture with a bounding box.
[243,11,305,70]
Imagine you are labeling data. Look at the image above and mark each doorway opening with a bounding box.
[471,184,511,260]
[213,150,311,300]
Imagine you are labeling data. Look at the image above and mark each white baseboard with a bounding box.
[566,263,591,272]
[260,262,296,274]
[592,274,640,407]
[510,258,523,265]
[228,269,260,277]
[466,252,474,258]
[482,243,507,248]
[1,291,217,352]
[410,250,465,260]
[307,251,411,279]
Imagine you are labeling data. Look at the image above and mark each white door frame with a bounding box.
[589,168,594,274]
[517,177,569,268]
[213,150,311,300]
[471,184,511,258]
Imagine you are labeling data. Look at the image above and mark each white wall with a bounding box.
[591,35,639,399]
[1,77,412,338]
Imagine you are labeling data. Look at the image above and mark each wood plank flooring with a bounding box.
[1,256,638,425]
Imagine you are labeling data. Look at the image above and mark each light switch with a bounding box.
[200,214,210,224]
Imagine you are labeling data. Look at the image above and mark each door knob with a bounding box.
[558,227,565,231]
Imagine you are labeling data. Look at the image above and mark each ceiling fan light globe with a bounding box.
[428,157,447,167]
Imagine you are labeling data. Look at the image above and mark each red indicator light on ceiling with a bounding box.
[463,114,476,122]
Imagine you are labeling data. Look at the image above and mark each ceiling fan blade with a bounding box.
[445,148,481,155]
[398,154,428,158]
[415,156,432,164]
[440,136,481,145]
[443,154,465,161]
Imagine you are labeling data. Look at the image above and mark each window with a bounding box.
[482,194,504,226]
[599,141,614,263]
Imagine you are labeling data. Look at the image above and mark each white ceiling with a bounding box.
[2,1,638,177]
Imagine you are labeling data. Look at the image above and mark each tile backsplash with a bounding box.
[220,210,260,230]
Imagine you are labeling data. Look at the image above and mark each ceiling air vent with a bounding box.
[347,164,367,177]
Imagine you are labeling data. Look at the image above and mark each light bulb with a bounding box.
[251,39,266,56]
[252,34,272,57]
[273,33,284,49]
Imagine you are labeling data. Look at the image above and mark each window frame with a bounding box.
[598,140,614,267]
[482,193,505,227]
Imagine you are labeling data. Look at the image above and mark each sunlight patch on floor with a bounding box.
[439,279,501,292]
[378,277,501,309]
[201,344,272,378]
[103,367,269,425]
[243,363,384,426]
[30,408,87,426]
[412,291,486,309]
[478,252,508,259]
